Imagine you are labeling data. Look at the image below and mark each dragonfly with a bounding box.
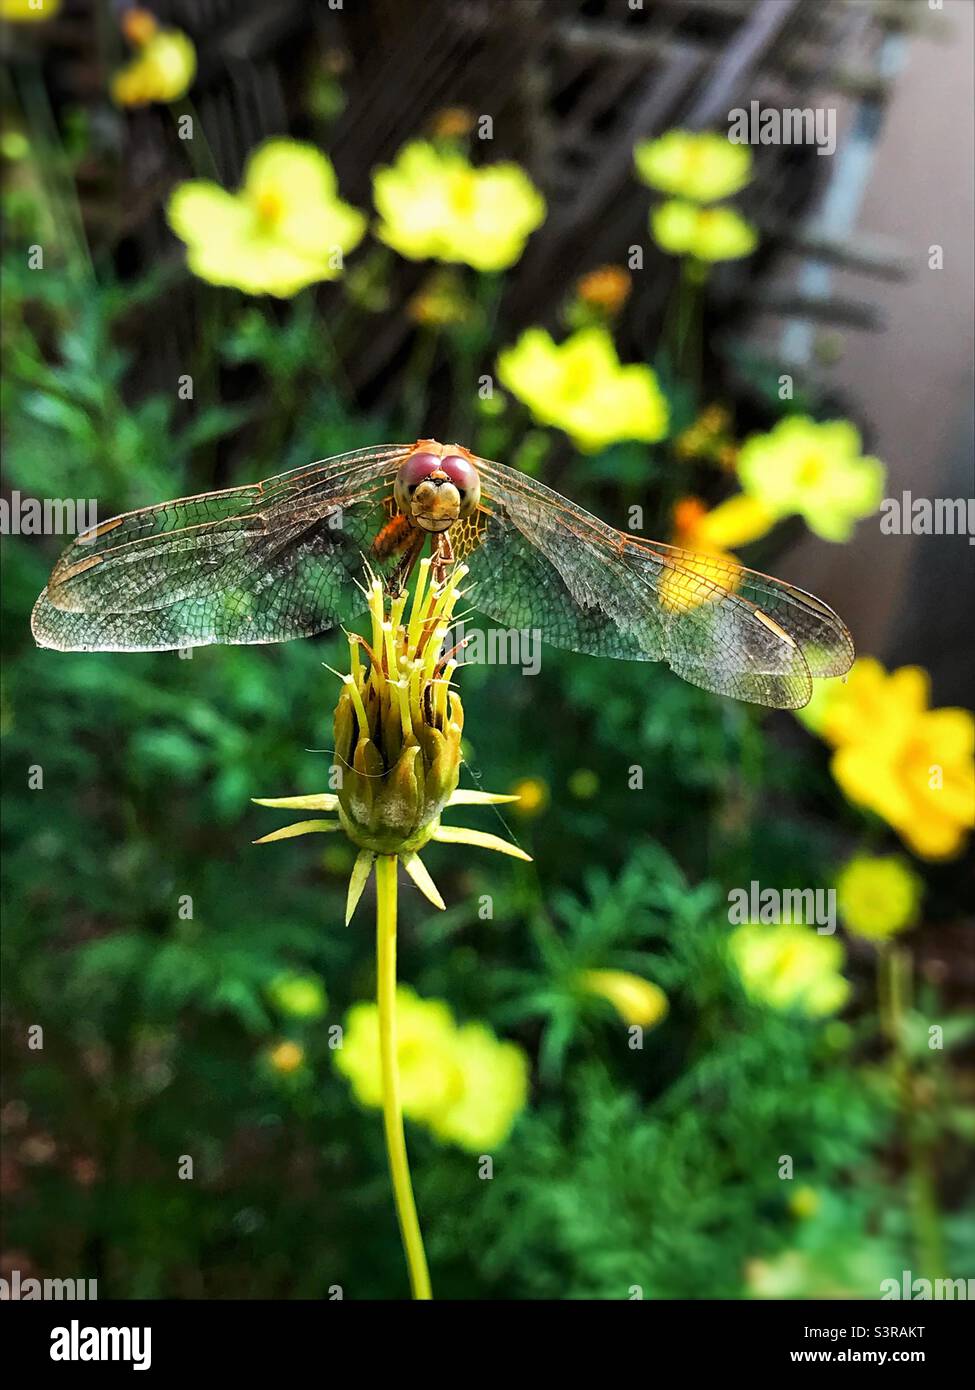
[31,438,854,708]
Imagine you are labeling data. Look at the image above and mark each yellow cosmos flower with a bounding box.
[1,0,61,21]
[266,972,328,1020]
[729,922,850,1017]
[335,986,528,1151]
[651,199,757,262]
[111,24,196,108]
[167,139,366,297]
[835,855,922,941]
[634,130,752,202]
[497,326,669,452]
[510,776,549,818]
[800,658,974,860]
[574,264,632,316]
[267,1040,305,1075]
[658,493,776,614]
[737,416,885,542]
[578,969,668,1029]
[372,141,545,272]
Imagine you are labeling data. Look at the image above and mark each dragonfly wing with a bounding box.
[32,446,408,652]
[464,456,854,710]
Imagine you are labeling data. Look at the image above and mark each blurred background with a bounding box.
[2,0,973,1300]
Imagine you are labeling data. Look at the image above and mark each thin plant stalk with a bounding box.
[375,854,432,1300]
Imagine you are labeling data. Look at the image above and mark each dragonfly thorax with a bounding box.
[394,440,481,533]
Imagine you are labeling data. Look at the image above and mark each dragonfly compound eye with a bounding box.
[439,455,480,517]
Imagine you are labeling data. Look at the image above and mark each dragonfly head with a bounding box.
[395,443,481,533]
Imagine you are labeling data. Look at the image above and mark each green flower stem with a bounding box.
[376,854,432,1300]
[878,945,945,1283]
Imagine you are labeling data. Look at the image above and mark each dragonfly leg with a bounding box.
[385,525,426,594]
[430,531,455,586]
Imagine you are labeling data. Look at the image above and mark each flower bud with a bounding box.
[336,563,466,855]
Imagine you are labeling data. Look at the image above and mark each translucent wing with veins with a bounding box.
[31,445,409,652]
[32,439,854,710]
[461,454,854,709]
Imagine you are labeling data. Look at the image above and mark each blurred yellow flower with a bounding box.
[335,986,528,1151]
[801,658,974,860]
[429,107,476,139]
[634,130,752,202]
[729,922,850,1017]
[428,1023,529,1150]
[673,493,776,552]
[497,326,669,452]
[510,776,549,818]
[268,1040,305,1074]
[658,493,776,615]
[167,139,365,297]
[835,855,922,941]
[266,972,328,1020]
[372,141,545,272]
[651,200,757,262]
[111,18,196,107]
[675,403,735,464]
[737,416,885,542]
[1,0,61,21]
[578,969,668,1029]
[574,264,632,316]
[407,268,472,327]
[789,1186,822,1221]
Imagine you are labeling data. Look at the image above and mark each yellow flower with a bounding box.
[335,986,528,1151]
[428,1022,529,1151]
[657,493,775,615]
[267,1040,305,1074]
[673,493,777,552]
[729,922,850,1017]
[429,107,476,139]
[167,139,366,297]
[835,855,922,941]
[802,658,974,860]
[737,416,885,541]
[372,140,545,272]
[578,969,668,1029]
[497,326,669,452]
[574,264,632,316]
[111,23,196,107]
[675,403,735,463]
[510,776,549,818]
[634,130,752,202]
[1,0,61,21]
[789,1186,822,1221]
[651,200,757,261]
[266,972,328,1020]
[407,268,472,326]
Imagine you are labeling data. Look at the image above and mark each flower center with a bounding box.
[254,188,285,227]
[797,453,826,487]
[448,172,478,218]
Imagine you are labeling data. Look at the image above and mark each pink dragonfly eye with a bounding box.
[397,452,441,490]
[439,455,480,498]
